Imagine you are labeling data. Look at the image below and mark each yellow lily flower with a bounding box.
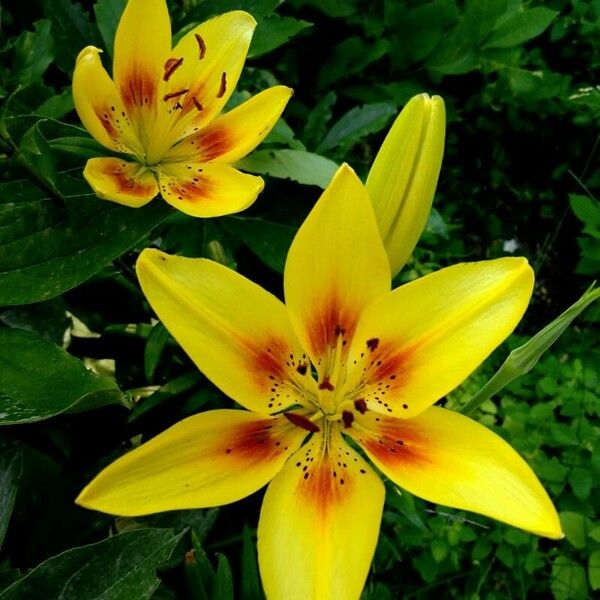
[72,0,292,217]
[76,164,562,599]
[367,93,445,275]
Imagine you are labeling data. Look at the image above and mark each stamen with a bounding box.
[163,89,189,101]
[354,398,367,414]
[217,72,227,98]
[195,34,207,59]
[342,411,354,429]
[285,412,320,432]
[192,96,203,111]
[163,57,183,81]
[318,376,335,391]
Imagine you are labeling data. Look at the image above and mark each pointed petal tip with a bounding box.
[76,45,103,64]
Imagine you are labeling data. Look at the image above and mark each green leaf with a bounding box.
[223,217,296,273]
[240,526,263,600]
[94,0,127,57]
[8,20,54,90]
[42,0,100,73]
[0,175,170,305]
[560,511,588,550]
[551,555,589,600]
[316,102,396,153]
[303,91,337,150]
[18,121,58,193]
[569,467,593,500]
[318,37,389,88]
[0,528,184,600]
[570,194,600,237]
[484,8,559,49]
[461,284,600,414]
[0,328,124,424]
[250,15,312,58]
[213,554,234,600]
[236,149,338,189]
[589,551,600,591]
[36,90,75,119]
[144,322,170,382]
[0,445,22,549]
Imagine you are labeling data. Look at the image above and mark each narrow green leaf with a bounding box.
[144,322,171,382]
[212,554,234,600]
[240,526,263,600]
[484,7,559,49]
[0,445,22,549]
[94,0,127,57]
[460,284,600,414]
[0,175,170,305]
[18,121,58,192]
[0,528,184,600]
[0,328,124,424]
[589,551,600,591]
[316,102,396,153]
[236,149,338,189]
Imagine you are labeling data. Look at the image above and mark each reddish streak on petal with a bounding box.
[242,337,290,390]
[166,174,215,204]
[298,461,352,520]
[120,69,157,110]
[367,341,415,389]
[222,419,283,461]
[362,419,430,467]
[308,294,358,359]
[197,128,232,161]
[102,163,155,196]
[94,107,117,137]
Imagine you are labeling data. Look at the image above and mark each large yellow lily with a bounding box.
[72,0,291,217]
[77,165,562,599]
[367,93,445,275]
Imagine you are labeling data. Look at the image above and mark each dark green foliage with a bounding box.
[0,0,598,599]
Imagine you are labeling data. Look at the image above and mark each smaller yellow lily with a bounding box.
[367,93,445,275]
[72,0,292,217]
[76,164,562,600]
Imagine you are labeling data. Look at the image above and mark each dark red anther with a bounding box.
[163,89,189,101]
[192,96,203,111]
[366,338,379,352]
[285,412,320,432]
[318,376,335,391]
[163,57,183,81]
[354,398,367,414]
[296,363,308,375]
[217,72,227,98]
[342,411,354,429]
[195,34,207,59]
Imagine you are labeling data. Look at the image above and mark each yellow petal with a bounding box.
[76,410,307,516]
[72,46,142,154]
[164,86,293,164]
[164,11,256,142]
[156,162,263,217]
[348,258,534,417]
[258,429,384,600]
[83,157,158,207]
[366,94,445,276]
[113,0,171,160]
[284,164,390,378]
[349,407,563,539]
[136,249,317,414]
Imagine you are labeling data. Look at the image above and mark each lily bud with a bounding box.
[366,94,445,276]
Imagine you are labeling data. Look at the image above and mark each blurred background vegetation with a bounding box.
[0,0,598,598]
